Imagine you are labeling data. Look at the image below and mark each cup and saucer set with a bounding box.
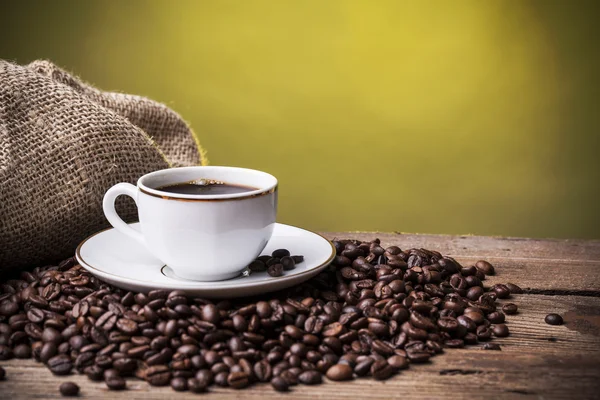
[76,166,335,298]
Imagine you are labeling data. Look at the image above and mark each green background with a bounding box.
[2,0,599,239]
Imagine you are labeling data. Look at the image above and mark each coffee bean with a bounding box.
[106,376,126,390]
[271,376,289,392]
[267,264,284,277]
[492,324,510,337]
[254,359,272,382]
[487,312,505,324]
[0,300,19,316]
[202,304,220,325]
[48,354,73,375]
[371,359,394,380]
[292,255,304,264]
[505,283,523,294]
[42,327,62,344]
[492,284,511,299]
[281,256,296,271]
[248,260,267,272]
[146,365,171,386]
[27,308,45,323]
[272,249,291,258]
[228,371,249,389]
[475,260,495,275]
[387,355,409,370]
[298,370,322,385]
[482,343,502,351]
[116,318,138,335]
[13,343,31,358]
[59,382,79,396]
[502,303,518,315]
[187,377,207,393]
[84,365,104,381]
[326,363,353,381]
[171,377,188,391]
[545,313,563,325]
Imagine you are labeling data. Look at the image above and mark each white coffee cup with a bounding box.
[102,166,278,281]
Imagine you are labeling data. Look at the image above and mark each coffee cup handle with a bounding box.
[102,183,145,244]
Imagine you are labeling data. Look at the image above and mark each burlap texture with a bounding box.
[0,60,205,272]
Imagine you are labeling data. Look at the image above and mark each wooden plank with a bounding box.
[1,295,598,400]
[322,232,600,262]
[322,233,600,293]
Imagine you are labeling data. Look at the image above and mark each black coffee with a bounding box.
[157,180,257,195]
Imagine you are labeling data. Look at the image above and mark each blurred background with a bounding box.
[1,0,598,239]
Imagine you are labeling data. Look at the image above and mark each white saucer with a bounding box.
[76,223,335,298]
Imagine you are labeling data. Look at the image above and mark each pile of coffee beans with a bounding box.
[248,249,305,277]
[0,239,521,394]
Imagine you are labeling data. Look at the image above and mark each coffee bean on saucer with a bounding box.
[545,313,563,325]
[59,382,79,396]
[272,249,291,258]
[267,264,283,277]
[281,256,296,271]
[248,260,267,272]
[292,255,304,263]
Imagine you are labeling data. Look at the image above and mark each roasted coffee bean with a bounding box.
[271,376,289,392]
[59,382,79,396]
[84,365,104,381]
[214,371,229,387]
[106,376,126,390]
[326,363,353,381]
[171,377,188,391]
[387,355,409,370]
[298,370,322,385]
[116,318,138,334]
[492,324,509,337]
[27,308,45,323]
[48,354,73,375]
[487,312,505,324]
[272,249,291,258]
[0,300,19,317]
[475,260,495,275]
[187,377,207,393]
[492,284,511,299]
[371,359,394,380]
[227,371,249,389]
[254,359,272,382]
[202,304,220,325]
[545,313,563,325]
[13,343,31,358]
[267,264,284,277]
[502,303,518,315]
[281,256,296,271]
[248,260,267,272]
[146,365,171,386]
[505,283,523,294]
[482,343,502,351]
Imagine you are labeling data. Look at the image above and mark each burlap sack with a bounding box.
[0,60,206,272]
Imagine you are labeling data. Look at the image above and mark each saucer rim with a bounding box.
[76,222,336,288]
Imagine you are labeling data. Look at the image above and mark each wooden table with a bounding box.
[2,233,600,399]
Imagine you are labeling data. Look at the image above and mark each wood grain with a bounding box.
[1,234,599,399]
